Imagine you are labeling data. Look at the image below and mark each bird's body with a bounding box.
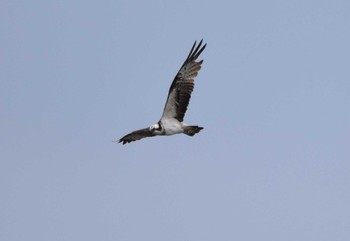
[160,118,183,135]
[118,40,206,144]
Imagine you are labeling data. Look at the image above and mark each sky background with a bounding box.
[1,0,350,240]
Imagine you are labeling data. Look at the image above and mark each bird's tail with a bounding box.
[183,126,203,136]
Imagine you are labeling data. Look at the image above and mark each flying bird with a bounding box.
[118,40,206,144]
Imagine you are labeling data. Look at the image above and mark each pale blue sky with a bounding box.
[1,1,350,240]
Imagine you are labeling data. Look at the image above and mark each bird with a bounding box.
[118,40,206,144]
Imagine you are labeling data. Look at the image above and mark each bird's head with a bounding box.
[149,123,160,131]
[149,122,163,134]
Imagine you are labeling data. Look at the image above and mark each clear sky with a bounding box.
[1,0,350,240]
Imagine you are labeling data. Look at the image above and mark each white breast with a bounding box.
[161,118,184,135]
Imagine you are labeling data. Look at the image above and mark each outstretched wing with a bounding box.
[161,40,206,122]
[118,128,155,144]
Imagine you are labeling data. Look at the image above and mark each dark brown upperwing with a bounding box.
[118,127,155,144]
[161,40,206,122]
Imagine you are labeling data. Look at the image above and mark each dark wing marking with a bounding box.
[161,40,206,122]
[118,128,155,144]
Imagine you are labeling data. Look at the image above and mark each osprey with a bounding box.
[118,40,206,144]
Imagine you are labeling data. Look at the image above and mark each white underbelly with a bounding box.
[161,118,184,135]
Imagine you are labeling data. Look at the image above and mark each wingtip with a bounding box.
[184,39,206,63]
[198,39,203,46]
[197,39,206,48]
[114,138,126,144]
[118,137,135,145]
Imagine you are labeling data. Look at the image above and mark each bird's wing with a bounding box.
[161,40,206,122]
[118,127,155,144]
